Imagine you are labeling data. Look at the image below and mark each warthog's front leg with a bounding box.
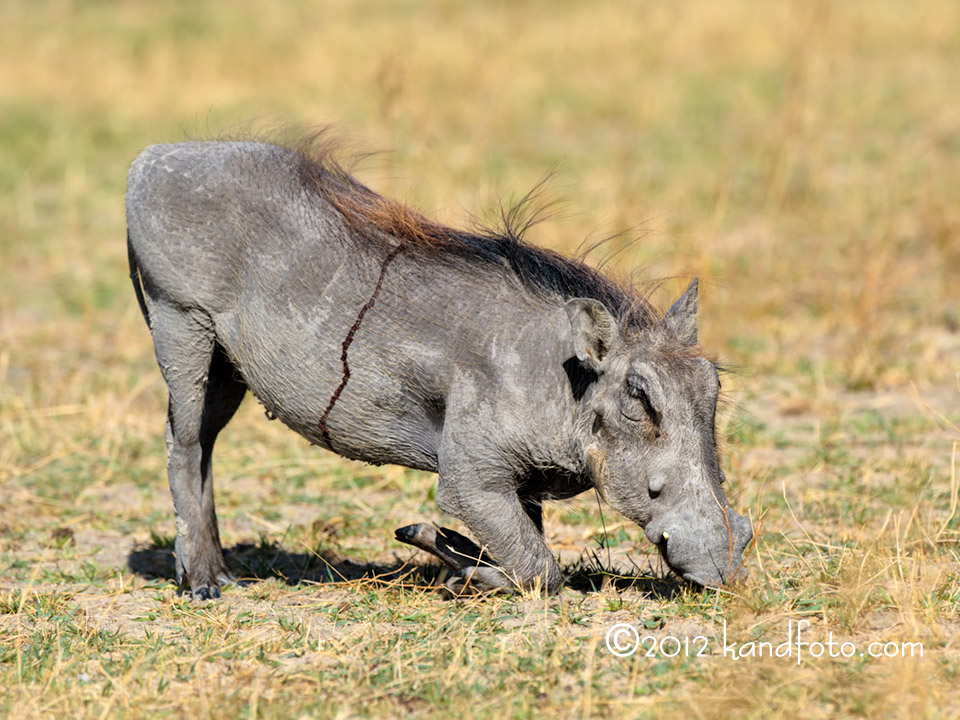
[395,524,491,570]
[431,451,563,594]
[395,524,513,595]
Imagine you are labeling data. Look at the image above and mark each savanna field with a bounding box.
[1,1,959,717]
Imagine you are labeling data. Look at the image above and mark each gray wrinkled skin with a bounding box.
[125,140,752,599]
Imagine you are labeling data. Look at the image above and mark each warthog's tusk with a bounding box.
[662,531,670,541]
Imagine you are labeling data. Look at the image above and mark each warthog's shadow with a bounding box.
[127,538,684,599]
[126,539,443,589]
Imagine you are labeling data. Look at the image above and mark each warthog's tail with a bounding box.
[127,230,151,330]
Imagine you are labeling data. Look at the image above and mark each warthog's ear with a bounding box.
[565,298,620,371]
[663,278,698,346]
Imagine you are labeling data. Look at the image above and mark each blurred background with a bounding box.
[1,1,959,715]
[2,0,959,555]
[3,0,960,591]
[2,0,957,401]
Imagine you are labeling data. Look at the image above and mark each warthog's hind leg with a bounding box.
[152,302,246,600]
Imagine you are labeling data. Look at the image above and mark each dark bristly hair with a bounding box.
[289,130,661,329]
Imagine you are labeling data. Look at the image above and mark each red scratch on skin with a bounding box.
[319,245,404,449]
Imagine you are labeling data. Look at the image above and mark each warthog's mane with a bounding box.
[287,132,661,330]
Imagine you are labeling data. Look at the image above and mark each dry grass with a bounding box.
[1,0,959,717]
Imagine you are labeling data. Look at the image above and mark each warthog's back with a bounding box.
[126,141,355,314]
[125,140,574,473]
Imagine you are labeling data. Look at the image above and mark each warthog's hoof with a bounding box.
[178,571,239,601]
[444,566,517,597]
[193,585,222,601]
[395,524,494,571]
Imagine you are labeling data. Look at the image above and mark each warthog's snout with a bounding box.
[646,508,753,587]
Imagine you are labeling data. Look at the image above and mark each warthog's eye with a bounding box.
[623,374,661,428]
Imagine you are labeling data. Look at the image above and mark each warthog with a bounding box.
[126,137,752,599]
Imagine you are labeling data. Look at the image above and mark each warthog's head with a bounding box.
[565,279,752,587]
